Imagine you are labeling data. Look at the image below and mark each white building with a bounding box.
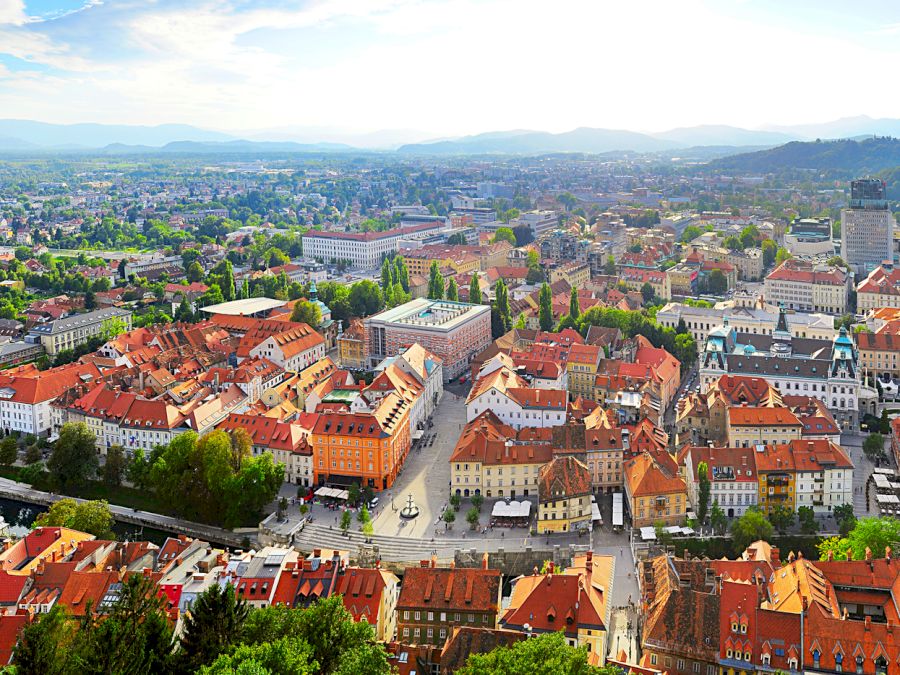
[465,366,567,430]
[302,223,444,269]
[683,446,758,519]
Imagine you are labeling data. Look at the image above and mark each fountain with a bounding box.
[399,494,420,519]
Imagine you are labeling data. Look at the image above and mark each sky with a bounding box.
[3,0,900,140]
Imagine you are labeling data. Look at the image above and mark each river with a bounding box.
[0,497,173,545]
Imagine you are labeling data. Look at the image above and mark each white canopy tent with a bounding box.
[315,487,349,500]
[491,500,532,518]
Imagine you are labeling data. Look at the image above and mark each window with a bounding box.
[677,659,685,671]
[403,628,409,637]
[650,655,658,666]
[856,655,864,674]
[813,650,820,669]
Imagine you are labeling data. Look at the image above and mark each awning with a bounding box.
[640,526,656,540]
[491,500,532,518]
[877,494,900,504]
[315,487,349,500]
[612,493,624,526]
[412,430,424,440]
[591,503,602,522]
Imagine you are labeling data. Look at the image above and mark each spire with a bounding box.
[310,281,318,302]
[775,303,789,335]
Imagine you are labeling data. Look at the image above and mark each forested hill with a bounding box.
[711,137,900,174]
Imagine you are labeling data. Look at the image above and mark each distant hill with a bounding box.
[710,137,900,173]
[764,115,900,141]
[0,119,235,149]
[102,140,355,154]
[398,127,679,155]
[653,125,796,148]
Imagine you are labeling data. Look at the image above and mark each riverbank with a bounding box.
[0,477,251,548]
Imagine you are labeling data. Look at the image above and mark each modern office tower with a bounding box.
[841,178,893,276]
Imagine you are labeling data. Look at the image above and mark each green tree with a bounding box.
[471,493,484,511]
[569,286,580,321]
[798,505,819,534]
[446,278,459,302]
[221,260,236,302]
[723,235,743,251]
[492,227,516,246]
[730,507,773,552]
[200,283,224,307]
[48,422,98,492]
[380,257,393,294]
[446,232,467,245]
[34,498,115,539]
[469,274,483,305]
[768,504,795,534]
[11,605,74,674]
[740,224,759,249]
[762,239,777,267]
[466,507,480,530]
[707,268,727,295]
[102,444,126,487]
[680,225,702,243]
[240,596,390,675]
[442,509,456,528]
[640,282,655,304]
[186,260,205,283]
[427,261,444,300]
[357,505,371,526]
[24,444,41,465]
[710,500,727,535]
[449,493,461,510]
[557,192,578,211]
[538,282,553,331]
[818,517,900,561]
[291,300,322,327]
[775,246,792,265]
[864,433,886,461]
[697,461,711,525]
[178,583,250,672]
[833,503,857,538]
[493,279,512,337]
[603,255,617,276]
[126,448,151,490]
[340,510,351,533]
[0,435,17,466]
[200,637,315,674]
[458,631,597,675]
[348,280,383,317]
[175,294,194,323]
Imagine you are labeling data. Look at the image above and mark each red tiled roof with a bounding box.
[398,567,500,614]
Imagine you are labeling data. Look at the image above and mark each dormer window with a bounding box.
[740,623,747,634]
[761,654,770,666]
[788,658,798,671]
[856,655,864,674]
[813,650,820,669]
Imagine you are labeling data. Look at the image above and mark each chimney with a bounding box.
[313,549,321,559]
[847,549,854,561]
[771,547,780,567]
[482,553,489,570]
[866,547,873,562]
[431,555,437,569]
[888,547,893,563]
[420,560,430,568]
[865,616,872,631]
[827,550,834,561]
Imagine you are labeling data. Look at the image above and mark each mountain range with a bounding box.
[709,137,900,174]
[0,115,898,155]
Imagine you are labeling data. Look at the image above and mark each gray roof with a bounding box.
[29,307,131,336]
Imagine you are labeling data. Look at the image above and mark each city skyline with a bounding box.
[3,0,900,139]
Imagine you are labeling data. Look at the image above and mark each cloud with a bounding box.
[0,0,27,25]
[0,0,900,135]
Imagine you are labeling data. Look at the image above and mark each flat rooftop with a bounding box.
[199,297,284,316]
[367,298,489,331]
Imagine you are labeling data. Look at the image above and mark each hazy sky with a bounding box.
[3,0,900,137]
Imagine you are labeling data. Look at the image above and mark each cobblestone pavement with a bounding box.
[372,392,465,539]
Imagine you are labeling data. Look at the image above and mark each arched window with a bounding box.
[835,653,843,673]
[875,656,887,675]
[813,650,820,669]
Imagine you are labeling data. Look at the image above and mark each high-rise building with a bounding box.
[841,178,893,276]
